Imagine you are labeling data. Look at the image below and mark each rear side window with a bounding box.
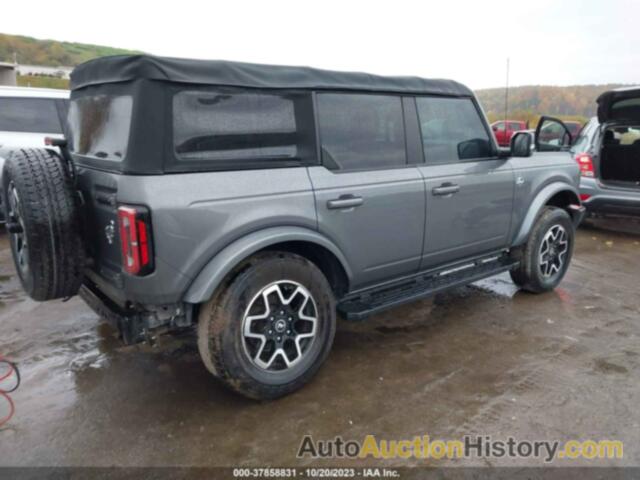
[0,97,62,133]
[173,90,312,164]
[416,97,493,163]
[317,93,406,171]
[509,122,522,130]
[68,95,133,161]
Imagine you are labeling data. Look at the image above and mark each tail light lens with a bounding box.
[580,193,591,202]
[576,154,594,177]
[117,205,154,276]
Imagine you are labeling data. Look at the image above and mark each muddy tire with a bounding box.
[2,148,84,301]
[197,251,336,400]
[510,207,574,293]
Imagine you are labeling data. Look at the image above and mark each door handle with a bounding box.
[327,195,364,210]
[432,183,460,197]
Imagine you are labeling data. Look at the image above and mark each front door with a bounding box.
[308,92,425,289]
[414,96,515,269]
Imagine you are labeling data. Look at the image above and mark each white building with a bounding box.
[0,62,17,86]
[16,64,73,79]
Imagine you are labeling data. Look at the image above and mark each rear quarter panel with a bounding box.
[111,167,318,304]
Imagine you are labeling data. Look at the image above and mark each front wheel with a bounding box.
[510,207,575,293]
[197,252,336,400]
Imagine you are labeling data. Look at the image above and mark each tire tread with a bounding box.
[3,148,84,301]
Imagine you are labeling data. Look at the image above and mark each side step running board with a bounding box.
[337,256,518,321]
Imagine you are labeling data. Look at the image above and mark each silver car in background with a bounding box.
[572,87,640,217]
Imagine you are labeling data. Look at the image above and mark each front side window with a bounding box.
[0,98,62,134]
[68,95,132,161]
[173,90,304,163]
[417,97,493,163]
[317,93,406,171]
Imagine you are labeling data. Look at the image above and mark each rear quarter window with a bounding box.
[0,97,63,133]
[67,95,133,162]
[172,89,315,166]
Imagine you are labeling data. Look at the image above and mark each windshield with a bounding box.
[67,94,133,161]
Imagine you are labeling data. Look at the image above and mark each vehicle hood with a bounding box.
[597,86,640,123]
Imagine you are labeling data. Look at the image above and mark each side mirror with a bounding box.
[510,131,534,157]
[492,125,498,131]
[535,116,573,152]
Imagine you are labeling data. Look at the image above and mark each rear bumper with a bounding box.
[79,280,192,345]
[79,282,146,344]
[580,178,640,217]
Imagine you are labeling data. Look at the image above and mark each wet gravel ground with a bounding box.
[0,217,639,468]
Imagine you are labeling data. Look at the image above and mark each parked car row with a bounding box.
[489,101,640,219]
[491,119,584,147]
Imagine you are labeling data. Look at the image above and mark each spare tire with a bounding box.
[2,148,84,301]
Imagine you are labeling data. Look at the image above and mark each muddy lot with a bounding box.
[0,218,639,468]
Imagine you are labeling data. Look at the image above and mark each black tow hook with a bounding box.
[5,222,23,234]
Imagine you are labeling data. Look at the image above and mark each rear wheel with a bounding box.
[197,252,336,400]
[2,149,84,301]
[510,207,574,293]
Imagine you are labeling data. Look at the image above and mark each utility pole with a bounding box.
[504,57,510,126]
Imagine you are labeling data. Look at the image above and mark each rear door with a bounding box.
[414,96,514,269]
[68,93,135,288]
[308,92,425,289]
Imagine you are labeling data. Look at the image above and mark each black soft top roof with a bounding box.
[70,55,473,97]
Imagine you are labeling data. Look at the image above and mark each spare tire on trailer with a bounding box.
[2,148,85,301]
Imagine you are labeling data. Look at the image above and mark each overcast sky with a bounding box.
[5,0,639,89]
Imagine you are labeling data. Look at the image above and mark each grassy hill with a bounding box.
[0,32,141,66]
[476,84,627,125]
[0,32,631,123]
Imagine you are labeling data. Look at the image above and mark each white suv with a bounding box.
[0,86,69,220]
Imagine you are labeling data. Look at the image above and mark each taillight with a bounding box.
[576,154,594,177]
[117,205,154,276]
[580,193,591,202]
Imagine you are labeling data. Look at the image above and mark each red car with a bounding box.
[491,120,527,146]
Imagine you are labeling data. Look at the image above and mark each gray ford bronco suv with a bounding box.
[3,55,584,399]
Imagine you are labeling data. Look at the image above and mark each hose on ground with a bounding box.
[0,356,20,428]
